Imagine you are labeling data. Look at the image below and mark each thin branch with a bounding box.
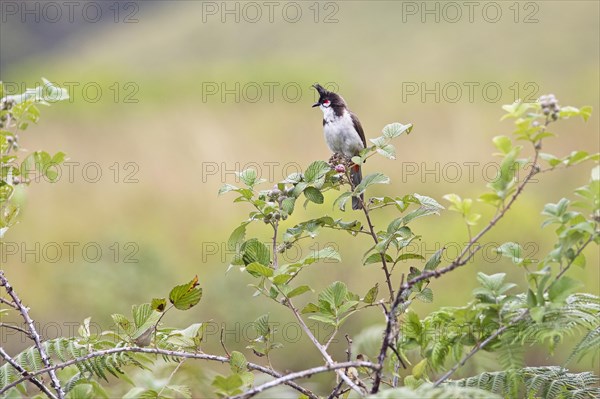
[272,217,279,269]
[360,202,394,301]
[0,296,18,310]
[0,346,319,398]
[156,358,185,398]
[0,271,64,399]
[0,346,57,399]
[285,297,370,396]
[220,327,231,357]
[552,233,595,284]
[433,310,530,386]
[0,322,33,338]
[231,361,379,399]
[328,335,353,399]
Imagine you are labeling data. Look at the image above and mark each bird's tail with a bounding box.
[351,164,363,210]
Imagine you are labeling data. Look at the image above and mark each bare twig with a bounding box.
[0,271,64,399]
[156,359,186,398]
[0,322,33,338]
[220,327,231,357]
[0,296,18,310]
[286,298,371,396]
[231,360,379,399]
[360,199,395,302]
[0,346,57,399]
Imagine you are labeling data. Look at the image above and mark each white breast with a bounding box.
[321,108,364,157]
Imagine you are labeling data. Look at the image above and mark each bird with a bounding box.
[312,83,366,210]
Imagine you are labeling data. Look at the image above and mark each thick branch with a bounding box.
[0,271,64,399]
[0,346,57,399]
[0,346,317,398]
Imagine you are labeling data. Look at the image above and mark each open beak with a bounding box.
[312,102,320,108]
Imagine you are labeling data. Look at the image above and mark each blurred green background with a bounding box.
[1,0,598,395]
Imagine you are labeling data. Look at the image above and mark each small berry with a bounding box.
[335,164,346,173]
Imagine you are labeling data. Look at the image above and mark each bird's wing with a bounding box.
[350,112,367,148]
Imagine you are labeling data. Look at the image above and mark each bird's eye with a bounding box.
[323,100,331,107]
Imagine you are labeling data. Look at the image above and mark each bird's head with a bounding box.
[312,84,346,110]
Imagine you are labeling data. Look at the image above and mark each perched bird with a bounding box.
[312,84,366,210]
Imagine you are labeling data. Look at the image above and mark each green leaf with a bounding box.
[246,262,274,278]
[219,184,239,195]
[363,253,393,266]
[304,186,324,204]
[424,249,444,271]
[228,222,248,251]
[354,173,390,195]
[548,276,583,304]
[492,135,513,154]
[302,247,341,265]
[169,276,203,310]
[229,351,248,374]
[287,285,312,298]
[304,160,331,183]
[412,358,428,379]
[241,239,270,266]
[496,242,524,265]
[382,122,413,138]
[151,298,167,312]
[333,192,352,211]
[320,281,348,309]
[238,169,258,187]
[363,284,379,304]
[281,197,295,214]
[415,288,433,303]
[212,374,243,396]
[376,144,396,160]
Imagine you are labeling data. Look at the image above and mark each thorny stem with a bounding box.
[0,271,64,399]
[231,361,379,399]
[0,346,57,399]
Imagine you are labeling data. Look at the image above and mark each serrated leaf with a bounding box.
[354,173,390,195]
[496,242,524,265]
[304,160,331,183]
[246,262,274,277]
[238,169,258,187]
[304,186,324,204]
[382,122,412,138]
[415,288,433,303]
[241,239,270,266]
[169,276,203,310]
[229,351,247,374]
[281,197,295,214]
